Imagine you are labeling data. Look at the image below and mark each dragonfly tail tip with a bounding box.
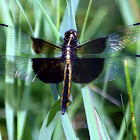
[62,109,66,115]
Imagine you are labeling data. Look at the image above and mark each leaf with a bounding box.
[47,99,61,127]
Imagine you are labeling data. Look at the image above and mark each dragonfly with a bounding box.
[0,23,140,115]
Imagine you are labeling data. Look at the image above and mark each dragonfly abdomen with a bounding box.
[61,61,72,115]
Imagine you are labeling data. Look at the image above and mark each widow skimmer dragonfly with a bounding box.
[0,23,140,115]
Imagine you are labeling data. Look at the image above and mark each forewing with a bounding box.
[76,37,107,57]
[32,38,62,56]
[101,23,140,56]
[0,24,62,57]
[77,23,140,57]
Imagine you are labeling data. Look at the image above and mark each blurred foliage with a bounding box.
[0,0,140,140]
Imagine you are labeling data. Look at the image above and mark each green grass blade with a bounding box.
[15,4,33,139]
[44,99,77,140]
[5,1,15,140]
[116,1,139,139]
[117,104,131,140]
[15,0,34,35]
[81,85,100,140]
[65,0,70,18]
[80,0,93,42]
[33,0,42,37]
[17,63,31,139]
[117,0,135,24]
[35,0,60,41]
[82,84,111,139]
[0,132,2,140]
[5,41,15,138]
[83,7,108,41]
[39,100,61,140]
[67,86,83,117]
[52,120,62,140]
[5,96,14,140]
[124,60,138,140]
[61,115,77,140]
[56,0,60,29]
[69,0,77,30]
[0,1,15,139]
[96,112,111,140]
[0,131,2,140]
[59,0,79,37]
[17,109,27,140]
[39,114,59,140]
[0,0,11,23]
[50,84,59,102]
[46,99,61,126]
[120,94,129,137]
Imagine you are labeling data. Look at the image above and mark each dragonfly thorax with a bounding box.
[62,29,78,59]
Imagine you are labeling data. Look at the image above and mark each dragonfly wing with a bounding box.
[93,55,140,83]
[77,23,140,57]
[32,58,64,83]
[71,58,105,83]
[0,24,62,57]
[32,38,62,56]
[71,55,140,83]
[0,24,33,55]
[76,37,107,57]
[0,55,64,83]
[0,55,36,82]
[101,23,140,56]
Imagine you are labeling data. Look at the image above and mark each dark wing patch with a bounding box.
[0,55,64,83]
[32,58,64,83]
[72,58,104,83]
[71,55,140,84]
[0,24,62,57]
[76,23,140,57]
[32,38,62,55]
[76,37,107,57]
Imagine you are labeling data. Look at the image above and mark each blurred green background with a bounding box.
[0,0,140,140]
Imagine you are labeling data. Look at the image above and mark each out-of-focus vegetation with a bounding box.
[0,0,140,140]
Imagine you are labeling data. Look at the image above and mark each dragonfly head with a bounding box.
[64,29,79,42]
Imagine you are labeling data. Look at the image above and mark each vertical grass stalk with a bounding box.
[5,1,15,140]
[80,0,92,42]
[81,85,101,140]
[124,60,138,140]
